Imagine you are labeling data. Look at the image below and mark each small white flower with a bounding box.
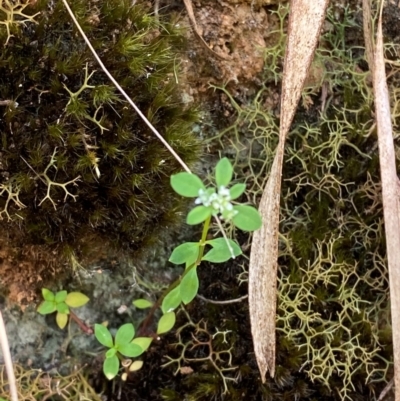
[195,186,238,221]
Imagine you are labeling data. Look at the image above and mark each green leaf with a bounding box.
[170,173,205,197]
[42,288,55,302]
[132,299,153,309]
[161,285,182,314]
[55,290,67,303]
[229,183,246,200]
[131,337,152,352]
[157,312,176,335]
[115,323,135,345]
[186,206,212,225]
[180,268,199,304]
[232,205,262,231]
[37,300,56,315]
[56,312,68,329]
[106,348,117,358]
[103,354,119,380]
[215,157,233,187]
[202,238,242,263]
[95,324,114,348]
[56,302,69,314]
[65,292,89,308]
[169,242,200,266]
[118,343,143,358]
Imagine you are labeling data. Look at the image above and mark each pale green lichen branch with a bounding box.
[21,148,80,210]
[0,0,40,46]
[38,149,80,209]
[163,309,237,394]
[63,63,96,102]
[0,181,26,221]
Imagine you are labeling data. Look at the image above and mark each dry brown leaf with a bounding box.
[249,0,329,381]
[362,0,374,77]
[372,8,400,400]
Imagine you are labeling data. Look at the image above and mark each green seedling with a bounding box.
[161,157,261,315]
[94,323,152,380]
[133,157,262,347]
[171,157,261,230]
[37,288,89,330]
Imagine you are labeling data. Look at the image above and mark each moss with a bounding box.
[0,0,201,269]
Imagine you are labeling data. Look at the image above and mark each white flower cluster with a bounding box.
[195,186,238,220]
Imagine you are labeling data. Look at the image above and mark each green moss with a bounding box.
[0,0,200,266]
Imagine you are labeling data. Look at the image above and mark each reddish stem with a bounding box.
[69,310,93,334]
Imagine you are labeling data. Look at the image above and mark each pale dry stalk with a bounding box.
[249,0,330,381]
[372,5,400,400]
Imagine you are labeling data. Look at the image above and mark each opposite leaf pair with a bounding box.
[170,157,261,231]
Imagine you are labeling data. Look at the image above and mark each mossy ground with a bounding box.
[0,0,399,400]
[0,0,201,304]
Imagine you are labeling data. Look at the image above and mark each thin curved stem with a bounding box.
[61,0,191,174]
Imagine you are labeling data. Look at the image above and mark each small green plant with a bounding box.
[123,157,261,379]
[94,323,151,380]
[160,157,261,315]
[37,288,89,331]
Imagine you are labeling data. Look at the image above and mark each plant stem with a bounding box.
[61,0,192,174]
[69,310,93,334]
[137,215,212,336]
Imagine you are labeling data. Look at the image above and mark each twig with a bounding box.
[69,310,93,335]
[0,311,19,401]
[377,378,394,401]
[61,0,191,174]
[154,0,160,22]
[197,294,248,305]
[0,99,18,107]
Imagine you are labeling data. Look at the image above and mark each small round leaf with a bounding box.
[42,288,55,302]
[118,343,143,358]
[157,312,176,335]
[56,302,69,314]
[115,323,135,346]
[170,173,205,197]
[186,206,212,225]
[232,205,262,231]
[131,337,152,352]
[37,300,56,315]
[103,354,119,380]
[55,290,67,303]
[132,299,153,309]
[202,238,242,263]
[161,285,182,314]
[95,324,114,348]
[56,312,68,329]
[180,268,199,304]
[65,292,89,308]
[169,242,200,266]
[215,157,233,187]
[229,183,246,200]
[106,348,117,358]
